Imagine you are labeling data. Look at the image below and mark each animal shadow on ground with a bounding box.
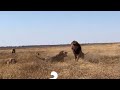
[84,53,120,64]
[84,53,100,64]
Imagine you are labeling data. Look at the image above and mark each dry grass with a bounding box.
[0,43,120,79]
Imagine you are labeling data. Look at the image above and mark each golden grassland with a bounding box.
[0,43,120,79]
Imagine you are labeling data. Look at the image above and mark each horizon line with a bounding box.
[0,41,120,47]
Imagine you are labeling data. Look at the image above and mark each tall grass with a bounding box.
[0,43,120,79]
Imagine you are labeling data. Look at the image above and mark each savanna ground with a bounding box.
[0,43,120,79]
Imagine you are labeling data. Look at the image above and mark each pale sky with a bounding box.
[0,11,120,46]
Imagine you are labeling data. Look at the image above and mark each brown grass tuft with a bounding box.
[0,43,120,79]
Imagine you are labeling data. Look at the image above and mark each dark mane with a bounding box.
[71,40,84,61]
